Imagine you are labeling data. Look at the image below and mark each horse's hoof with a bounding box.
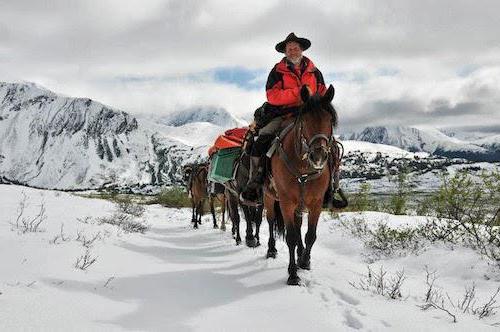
[236,239,242,246]
[194,225,198,229]
[266,250,277,259]
[246,237,258,248]
[298,260,311,270]
[221,227,226,232]
[298,255,311,270]
[213,225,218,229]
[287,275,301,286]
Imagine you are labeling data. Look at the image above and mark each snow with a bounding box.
[342,140,416,157]
[140,119,225,148]
[1,184,499,331]
[473,134,500,147]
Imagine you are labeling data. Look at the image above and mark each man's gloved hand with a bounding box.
[300,84,312,103]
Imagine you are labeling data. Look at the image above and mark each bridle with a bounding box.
[295,112,336,170]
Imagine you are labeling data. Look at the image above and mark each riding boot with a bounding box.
[322,186,349,209]
[241,156,264,202]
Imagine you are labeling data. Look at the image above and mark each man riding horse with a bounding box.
[241,32,337,206]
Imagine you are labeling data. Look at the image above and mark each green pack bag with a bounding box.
[208,147,241,183]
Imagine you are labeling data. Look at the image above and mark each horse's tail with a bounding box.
[274,201,285,239]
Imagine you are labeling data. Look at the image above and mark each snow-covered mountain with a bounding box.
[346,126,500,161]
[146,106,243,128]
[0,82,208,190]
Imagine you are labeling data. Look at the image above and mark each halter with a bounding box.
[295,116,335,169]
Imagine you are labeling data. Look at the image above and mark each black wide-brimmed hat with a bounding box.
[275,32,311,53]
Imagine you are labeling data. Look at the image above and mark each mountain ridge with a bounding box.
[344,125,500,161]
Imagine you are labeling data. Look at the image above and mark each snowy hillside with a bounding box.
[347,126,500,161]
[0,82,207,190]
[473,134,500,151]
[1,184,499,331]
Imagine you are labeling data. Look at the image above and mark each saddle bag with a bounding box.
[208,147,242,184]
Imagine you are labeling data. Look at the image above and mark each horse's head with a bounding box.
[182,164,193,182]
[298,84,337,170]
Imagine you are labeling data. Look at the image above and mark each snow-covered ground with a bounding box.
[1,184,499,331]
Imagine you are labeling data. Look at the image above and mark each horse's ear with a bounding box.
[300,85,310,103]
[322,85,335,103]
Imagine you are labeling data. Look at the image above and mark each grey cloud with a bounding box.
[444,124,500,134]
[429,100,485,117]
[341,96,499,131]
[2,0,500,70]
[340,98,424,129]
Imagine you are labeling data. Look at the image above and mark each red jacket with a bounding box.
[266,56,327,109]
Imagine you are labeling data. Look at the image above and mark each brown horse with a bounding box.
[264,84,339,285]
[188,163,216,229]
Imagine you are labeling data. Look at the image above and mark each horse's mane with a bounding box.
[300,95,338,128]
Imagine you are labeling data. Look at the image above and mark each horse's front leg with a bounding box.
[197,200,203,225]
[243,205,258,248]
[295,210,304,259]
[255,206,263,247]
[228,195,241,245]
[264,195,278,258]
[191,199,196,223]
[282,204,300,285]
[210,196,218,229]
[298,205,321,270]
[193,201,199,229]
[220,196,227,231]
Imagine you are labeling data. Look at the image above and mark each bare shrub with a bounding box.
[49,223,70,244]
[76,230,102,248]
[419,266,457,322]
[103,276,115,289]
[419,266,500,322]
[96,213,148,233]
[115,199,145,217]
[11,193,47,234]
[475,287,500,319]
[349,265,406,300]
[13,191,28,229]
[453,283,500,319]
[77,216,94,224]
[74,249,98,270]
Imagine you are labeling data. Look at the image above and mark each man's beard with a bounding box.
[287,55,302,65]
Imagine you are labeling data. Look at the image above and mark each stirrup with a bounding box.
[323,188,348,209]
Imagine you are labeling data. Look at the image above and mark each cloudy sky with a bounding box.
[1,0,499,132]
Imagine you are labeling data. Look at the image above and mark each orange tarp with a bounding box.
[208,127,248,157]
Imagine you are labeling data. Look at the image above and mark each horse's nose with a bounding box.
[308,145,328,169]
